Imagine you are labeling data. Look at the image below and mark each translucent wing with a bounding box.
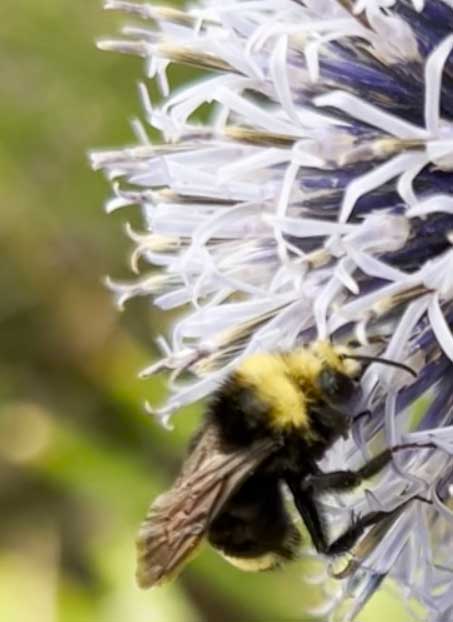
[136,423,277,588]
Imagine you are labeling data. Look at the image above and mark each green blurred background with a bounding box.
[0,2,412,620]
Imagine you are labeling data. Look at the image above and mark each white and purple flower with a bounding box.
[91,1,453,620]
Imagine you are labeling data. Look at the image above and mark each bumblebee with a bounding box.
[136,340,420,588]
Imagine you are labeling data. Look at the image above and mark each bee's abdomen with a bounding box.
[208,471,301,564]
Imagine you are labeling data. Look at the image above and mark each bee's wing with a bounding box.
[136,423,277,588]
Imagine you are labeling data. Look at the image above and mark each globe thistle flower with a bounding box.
[91,1,453,620]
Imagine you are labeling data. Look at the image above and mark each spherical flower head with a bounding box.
[91,1,453,620]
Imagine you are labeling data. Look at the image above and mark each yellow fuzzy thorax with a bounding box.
[235,341,359,432]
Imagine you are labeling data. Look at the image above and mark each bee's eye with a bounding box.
[318,368,356,404]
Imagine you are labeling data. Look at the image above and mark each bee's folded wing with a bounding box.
[136,424,276,588]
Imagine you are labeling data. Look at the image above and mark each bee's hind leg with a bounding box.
[285,471,391,556]
[324,493,431,556]
[285,476,331,554]
[324,506,399,556]
[286,477,430,557]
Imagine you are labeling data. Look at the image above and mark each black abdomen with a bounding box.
[208,471,301,562]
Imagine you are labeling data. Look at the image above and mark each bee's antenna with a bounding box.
[342,354,417,378]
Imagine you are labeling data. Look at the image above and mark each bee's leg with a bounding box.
[324,494,431,556]
[302,450,393,492]
[285,475,330,554]
[286,474,388,555]
[325,507,401,555]
[302,442,436,493]
[288,471,432,556]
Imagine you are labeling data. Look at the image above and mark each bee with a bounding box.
[136,340,422,588]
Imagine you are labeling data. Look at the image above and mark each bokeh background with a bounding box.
[1,2,414,620]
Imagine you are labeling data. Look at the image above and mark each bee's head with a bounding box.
[313,341,417,412]
[288,340,363,414]
[316,365,362,414]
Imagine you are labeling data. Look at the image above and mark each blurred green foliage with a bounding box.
[1,1,414,620]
